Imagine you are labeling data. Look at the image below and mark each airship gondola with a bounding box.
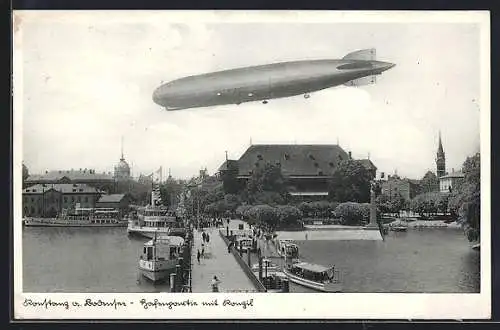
[152,48,395,111]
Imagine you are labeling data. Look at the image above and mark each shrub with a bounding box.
[334,202,368,225]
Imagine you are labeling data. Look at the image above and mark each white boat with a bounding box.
[24,208,126,227]
[139,235,185,283]
[275,239,300,259]
[128,181,184,238]
[127,206,183,238]
[251,258,281,273]
[283,262,342,292]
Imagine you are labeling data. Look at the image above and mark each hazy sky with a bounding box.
[17,12,482,180]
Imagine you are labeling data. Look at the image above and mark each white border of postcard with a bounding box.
[12,10,491,320]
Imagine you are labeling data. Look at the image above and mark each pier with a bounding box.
[191,225,258,293]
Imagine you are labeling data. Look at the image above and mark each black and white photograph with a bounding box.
[13,11,490,319]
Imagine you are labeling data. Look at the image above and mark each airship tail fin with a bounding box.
[344,75,377,87]
[342,48,376,61]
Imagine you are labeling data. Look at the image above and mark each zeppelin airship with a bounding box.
[152,48,395,111]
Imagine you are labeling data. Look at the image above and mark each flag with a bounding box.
[153,167,162,183]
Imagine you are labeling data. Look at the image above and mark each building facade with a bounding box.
[95,193,131,216]
[22,183,102,217]
[380,175,422,201]
[218,144,376,201]
[439,171,465,193]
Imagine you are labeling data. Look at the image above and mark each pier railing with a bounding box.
[218,230,266,293]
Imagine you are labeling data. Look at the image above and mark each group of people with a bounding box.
[196,231,211,264]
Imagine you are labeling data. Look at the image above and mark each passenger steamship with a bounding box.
[127,176,186,238]
[24,207,126,227]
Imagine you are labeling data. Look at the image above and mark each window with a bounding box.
[71,196,75,202]
[77,196,81,202]
[85,196,88,203]
[64,197,68,203]
[329,162,334,167]
[31,197,34,202]
[257,154,263,160]
[284,153,290,160]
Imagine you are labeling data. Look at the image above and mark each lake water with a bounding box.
[22,226,479,293]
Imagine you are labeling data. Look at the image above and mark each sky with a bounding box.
[17,12,483,180]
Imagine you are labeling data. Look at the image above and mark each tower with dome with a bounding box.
[114,138,131,182]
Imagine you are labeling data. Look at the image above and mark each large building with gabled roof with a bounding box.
[218,144,376,201]
[25,169,115,192]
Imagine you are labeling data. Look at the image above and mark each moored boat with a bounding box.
[128,176,184,238]
[275,239,300,260]
[283,262,342,292]
[138,234,185,283]
[23,208,126,227]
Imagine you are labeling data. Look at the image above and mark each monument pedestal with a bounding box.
[364,181,381,232]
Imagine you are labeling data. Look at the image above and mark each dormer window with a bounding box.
[79,189,83,192]
[275,161,281,167]
[318,171,324,176]
[257,154,263,160]
[284,153,290,160]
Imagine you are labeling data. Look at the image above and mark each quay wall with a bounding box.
[218,230,266,293]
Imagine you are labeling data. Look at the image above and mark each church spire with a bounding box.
[120,136,124,161]
[436,130,446,177]
[437,130,444,154]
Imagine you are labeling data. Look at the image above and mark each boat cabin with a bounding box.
[235,237,253,252]
[136,207,178,228]
[64,207,120,224]
[142,236,184,261]
[288,262,335,283]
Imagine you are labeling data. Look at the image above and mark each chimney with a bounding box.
[348,151,352,159]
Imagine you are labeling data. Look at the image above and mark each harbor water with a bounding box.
[22,226,479,293]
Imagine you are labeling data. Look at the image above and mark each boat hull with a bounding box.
[139,259,177,283]
[127,226,171,238]
[24,218,127,228]
[284,269,342,292]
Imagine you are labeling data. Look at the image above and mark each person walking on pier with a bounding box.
[201,246,205,259]
[211,276,221,292]
[197,249,201,264]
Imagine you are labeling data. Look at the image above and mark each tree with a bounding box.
[247,204,280,230]
[376,192,405,215]
[334,202,370,225]
[276,205,303,227]
[449,153,480,242]
[245,162,289,205]
[328,159,371,203]
[421,171,439,193]
[220,161,242,195]
[159,179,183,208]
